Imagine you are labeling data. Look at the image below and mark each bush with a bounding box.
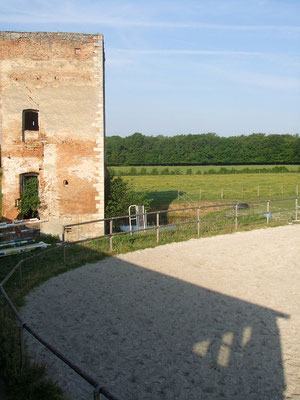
[186,168,192,175]
[139,167,147,175]
[18,178,40,218]
[105,176,151,218]
[129,167,137,175]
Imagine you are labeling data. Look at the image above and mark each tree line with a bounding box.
[106,132,300,165]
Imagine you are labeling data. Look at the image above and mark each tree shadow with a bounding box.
[21,252,289,400]
[146,190,184,209]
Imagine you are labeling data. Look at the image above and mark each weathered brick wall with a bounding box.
[0,32,105,237]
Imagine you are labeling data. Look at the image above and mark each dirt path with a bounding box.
[22,225,300,400]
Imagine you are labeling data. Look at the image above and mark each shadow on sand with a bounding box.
[22,253,289,400]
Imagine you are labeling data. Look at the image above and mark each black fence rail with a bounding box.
[0,247,122,400]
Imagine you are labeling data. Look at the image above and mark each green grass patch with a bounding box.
[121,173,300,207]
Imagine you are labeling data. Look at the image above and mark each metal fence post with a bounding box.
[235,204,238,230]
[296,197,298,221]
[63,245,67,266]
[197,207,200,236]
[19,322,25,371]
[267,200,270,224]
[18,264,23,288]
[93,384,103,400]
[62,229,67,266]
[156,212,160,243]
[109,219,113,251]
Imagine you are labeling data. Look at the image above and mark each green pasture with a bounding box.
[109,164,300,175]
[122,173,300,207]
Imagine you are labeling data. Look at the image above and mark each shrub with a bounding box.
[18,177,40,218]
[186,168,192,175]
[140,167,147,175]
[105,176,151,218]
[129,167,137,175]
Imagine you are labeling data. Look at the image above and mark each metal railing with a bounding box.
[63,197,299,251]
[0,246,122,400]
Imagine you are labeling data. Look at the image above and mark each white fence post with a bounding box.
[109,219,113,251]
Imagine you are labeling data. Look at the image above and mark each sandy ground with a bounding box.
[22,225,300,400]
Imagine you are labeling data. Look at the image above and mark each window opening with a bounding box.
[20,173,39,195]
[22,109,39,141]
[23,110,39,131]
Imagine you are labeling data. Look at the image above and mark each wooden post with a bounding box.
[296,198,298,221]
[156,212,160,243]
[109,219,113,251]
[267,200,270,224]
[221,188,224,199]
[235,204,238,230]
[197,207,200,236]
[257,185,260,197]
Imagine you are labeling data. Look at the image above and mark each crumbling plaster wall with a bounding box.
[0,32,105,237]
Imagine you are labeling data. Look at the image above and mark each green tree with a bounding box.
[105,176,151,218]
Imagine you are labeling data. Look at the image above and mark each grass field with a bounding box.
[121,172,300,207]
[109,164,300,175]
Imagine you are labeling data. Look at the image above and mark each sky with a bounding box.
[1,0,300,137]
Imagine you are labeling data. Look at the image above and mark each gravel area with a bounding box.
[22,225,300,400]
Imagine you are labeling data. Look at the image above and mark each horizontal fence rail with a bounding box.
[0,246,122,400]
[63,197,299,249]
